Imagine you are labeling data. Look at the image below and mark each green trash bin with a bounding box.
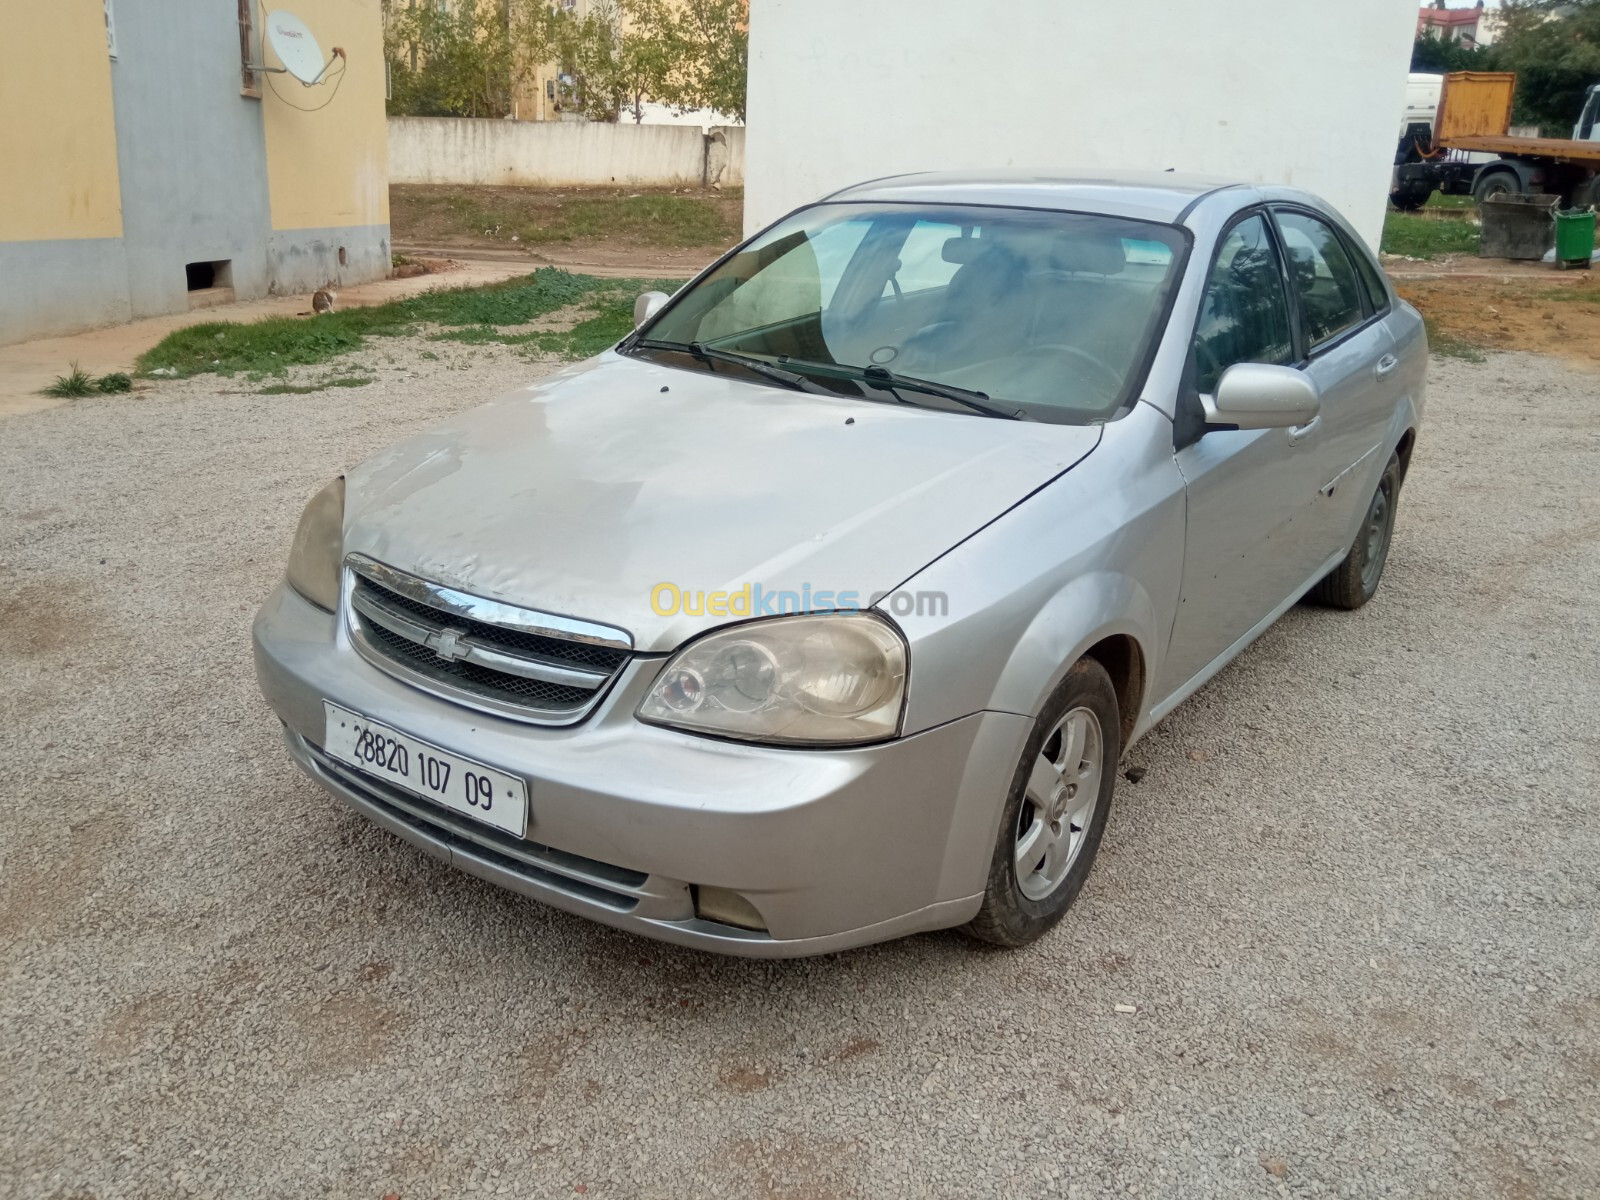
[1555,208,1596,270]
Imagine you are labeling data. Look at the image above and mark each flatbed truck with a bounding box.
[1390,71,1600,210]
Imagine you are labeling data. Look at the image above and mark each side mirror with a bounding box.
[633,290,669,328]
[1203,363,1321,430]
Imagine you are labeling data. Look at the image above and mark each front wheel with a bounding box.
[1309,452,1402,610]
[964,657,1120,948]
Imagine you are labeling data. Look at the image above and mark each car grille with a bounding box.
[344,555,632,725]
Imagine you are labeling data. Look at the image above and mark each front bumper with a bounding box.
[253,582,1030,957]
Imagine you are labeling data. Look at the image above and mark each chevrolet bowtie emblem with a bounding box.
[431,626,470,662]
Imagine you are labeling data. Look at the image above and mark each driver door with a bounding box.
[1157,211,1325,701]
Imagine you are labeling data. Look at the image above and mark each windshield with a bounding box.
[629,202,1188,422]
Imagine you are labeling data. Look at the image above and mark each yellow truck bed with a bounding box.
[1436,71,1600,165]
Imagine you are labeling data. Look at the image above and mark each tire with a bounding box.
[964,657,1120,948]
[1309,452,1402,610]
[1473,169,1519,207]
[1389,189,1429,212]
[1572,175,1600,211]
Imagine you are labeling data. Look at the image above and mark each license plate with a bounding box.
[322,702,528,837]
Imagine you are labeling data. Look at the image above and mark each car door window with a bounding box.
[1347,235,1391,315]
[1274,211,1367,349]
[1192,214,1294,395]
[882,220,966,296]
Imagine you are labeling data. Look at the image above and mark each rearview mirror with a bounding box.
[1204,363,1320,430]
[634,290,669,328]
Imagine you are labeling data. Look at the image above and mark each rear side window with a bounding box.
[1274,210,1367,348]
[1192,214,1294,395]
[1347,233,1391,314]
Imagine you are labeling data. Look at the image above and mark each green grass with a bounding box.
[258,376,374,395]
[1423,316,1487,362]
[399,190,737,249]
[95,371,132,393]
[136,269,678,379]
[428,284,663,360]
[1381,210,1482,259]
[40,363,98,398]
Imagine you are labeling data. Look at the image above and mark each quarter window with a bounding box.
[1192,214,1294,395]
[1274,210,1367,349]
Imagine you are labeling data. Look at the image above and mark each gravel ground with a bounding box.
[2,345,1597,1200]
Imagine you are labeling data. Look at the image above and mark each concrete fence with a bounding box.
[388,117,745,189]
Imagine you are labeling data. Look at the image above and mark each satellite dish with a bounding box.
[267,10,327,85]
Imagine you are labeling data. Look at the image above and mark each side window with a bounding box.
[884,221,965,296]
[1274,210,1368,349]
[1192,214,1294,395]
[1347,234,1391,315]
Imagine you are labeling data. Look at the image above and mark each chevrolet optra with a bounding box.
[254,172,1426,955]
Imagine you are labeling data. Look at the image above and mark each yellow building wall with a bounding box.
[262,0,389,231]
[0,1,123,242]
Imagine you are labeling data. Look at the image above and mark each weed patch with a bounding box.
[136,269,677,379]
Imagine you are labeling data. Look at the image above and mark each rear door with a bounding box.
[1271,207,1397,560]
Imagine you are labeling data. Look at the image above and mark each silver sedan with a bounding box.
[253,171,1426,956]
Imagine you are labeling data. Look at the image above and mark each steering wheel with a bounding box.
[1014,343,1124,398]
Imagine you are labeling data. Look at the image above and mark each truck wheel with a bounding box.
[964,658,1120,948]
[1389,189,1429,212]
[1473,169,1519,206]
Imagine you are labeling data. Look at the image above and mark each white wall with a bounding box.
[389,117,746,189]
[743,0,1418,251]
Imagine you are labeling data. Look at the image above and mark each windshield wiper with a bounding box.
[773,357,1029,421]
[630,339,836,396]
[855,365,1030,421]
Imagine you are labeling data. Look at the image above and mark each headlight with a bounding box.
[637,613,907,745]
[285,476,345,612]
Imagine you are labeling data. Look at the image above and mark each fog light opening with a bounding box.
[694,885,768,932]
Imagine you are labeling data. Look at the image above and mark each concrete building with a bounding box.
[744,0,1419,253]
[0,1,390,347]
[1417,2,1500,48]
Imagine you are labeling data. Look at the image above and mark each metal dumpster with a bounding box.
[1480,193,1558,260]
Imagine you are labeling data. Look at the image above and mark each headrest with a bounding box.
[1049,233,1126,275]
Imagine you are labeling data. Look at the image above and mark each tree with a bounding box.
[1410,30,1495,74]
[1492,0,1600,131]
[665,0,749,122]
[383,0,561,119]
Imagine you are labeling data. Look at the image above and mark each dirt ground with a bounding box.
[1392,263,1600,369]
[389,185,742,278]
[3,341,1598,1198]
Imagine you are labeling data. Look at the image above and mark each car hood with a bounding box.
[343,353,1100,652]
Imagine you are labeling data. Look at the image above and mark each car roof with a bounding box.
[823,170,1251,225]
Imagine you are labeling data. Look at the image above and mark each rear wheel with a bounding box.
[1473,169,1519,206]
[1389,188,1430,212]
[964,658,1120,948]
[1309,452,1402,611]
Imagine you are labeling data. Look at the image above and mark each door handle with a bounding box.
[1374,353,1400,379]
[1287,415,1322,444]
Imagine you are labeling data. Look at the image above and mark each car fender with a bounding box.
[889,402,1187,740]
[986,570,1160,744]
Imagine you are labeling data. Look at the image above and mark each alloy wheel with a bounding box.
[1015,706,1103,901]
